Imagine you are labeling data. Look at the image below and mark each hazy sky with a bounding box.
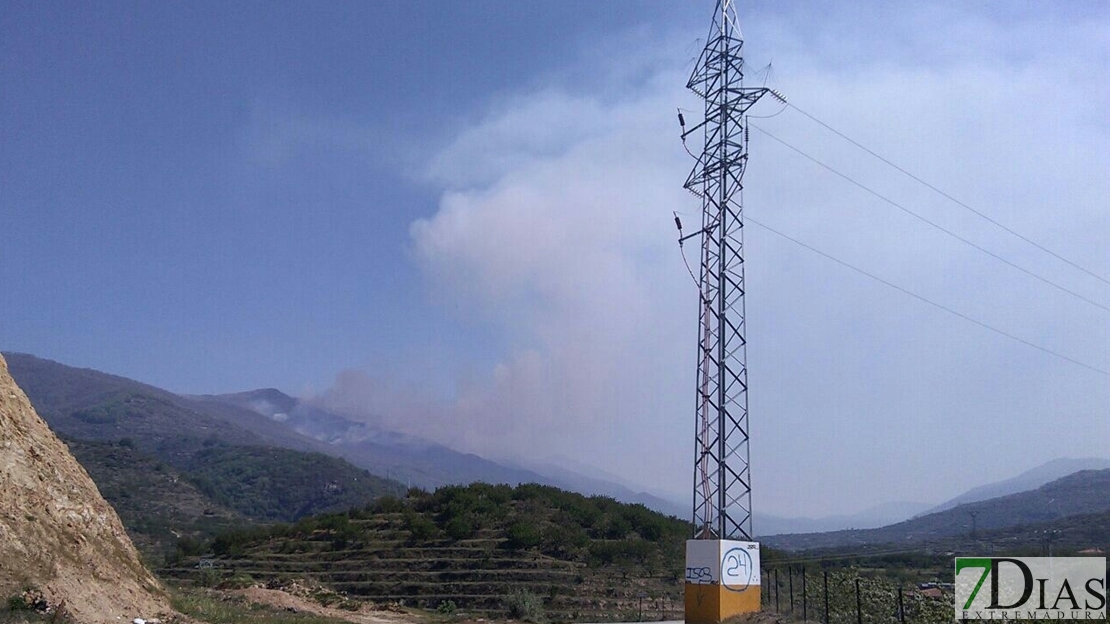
[3,1,1108,517]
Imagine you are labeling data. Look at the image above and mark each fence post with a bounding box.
[802,566,807,622]
[855,578,862,624]
[775,568,780,612]
[821,568,830,621]
[898,585,905,624]
[823,570,829,624]
[789,566,794,613]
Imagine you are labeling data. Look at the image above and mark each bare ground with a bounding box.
[232,587,420,624]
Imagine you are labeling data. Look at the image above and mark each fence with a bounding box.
[760,566,954,624]
[762,563,1110,624]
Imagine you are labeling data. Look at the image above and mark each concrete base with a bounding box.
[684,539,762,624]
[685,582,761,624]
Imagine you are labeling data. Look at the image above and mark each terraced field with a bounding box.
[162,485,688,621]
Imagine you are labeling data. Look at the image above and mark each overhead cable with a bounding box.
[782,101,1110,288]
[746,215,1110,378]
[749,123,1110,316]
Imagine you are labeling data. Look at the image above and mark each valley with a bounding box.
[3,351,1108,624]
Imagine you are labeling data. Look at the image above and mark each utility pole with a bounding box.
[680,0,768,545]
[678,2,770,622]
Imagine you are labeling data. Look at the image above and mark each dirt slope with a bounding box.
[0,353,172,623]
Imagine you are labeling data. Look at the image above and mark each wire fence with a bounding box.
[762,559,1110,624]
[761,566,955,624]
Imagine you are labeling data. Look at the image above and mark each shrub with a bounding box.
[8,594,29,611]
[436,599,458,616]
[216,573,254,590]
[196,568,221,588]
[403,511,438,542]
[540,523,587,556]
[445,514,477,541]
[504,590,545,623]
[505,521,541,550]
[373,495,404,513]
[7,588,49,613]
[601,513,633,539]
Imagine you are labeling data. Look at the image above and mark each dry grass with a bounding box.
[171,587,353,624]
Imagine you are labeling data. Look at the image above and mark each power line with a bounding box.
[782,101,1110,289]
[749,123,1110,316]
[745,215,1110,378]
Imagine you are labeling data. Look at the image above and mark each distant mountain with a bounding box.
[921,457,1110,516]
[2,352,325,463]
[4,352,406,559]
[762,469,1110,551]
[4,352,714,520]
[201,388,691,517]
[196,388,555,488]
[755,500,933,536]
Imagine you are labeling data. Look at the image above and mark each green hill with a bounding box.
[65,438,245,560]
[67,437,406,564]
[977,507,1110,554]
[164,483,691,621]
[181,445,405,523]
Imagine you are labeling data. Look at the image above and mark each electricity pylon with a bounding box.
[680,0,768,543]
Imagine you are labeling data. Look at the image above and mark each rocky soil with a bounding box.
[0,353,173,623]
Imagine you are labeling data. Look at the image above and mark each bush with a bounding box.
[505,521,541,550]
[196,568,222,588]
[436,599,457,616]
[373,495,405,513]
[600,513,633,539]
[8,588,49,613]
[216,573,254,590]
[540,523,587,556]
[636,516,666,541]
[403,511,438,542]
[7,594,28,611]
[504,589,545,623]
[445,514,478,541]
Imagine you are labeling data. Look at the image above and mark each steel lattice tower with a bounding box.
[682,0,768,542]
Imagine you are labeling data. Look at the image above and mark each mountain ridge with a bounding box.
[920,457,1110,516]
[203,386,690,516]
[5,352,691,520]
[762,468,1110,551]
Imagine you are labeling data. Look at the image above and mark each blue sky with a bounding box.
[2,1,693,394]
[3,1,1109,517]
